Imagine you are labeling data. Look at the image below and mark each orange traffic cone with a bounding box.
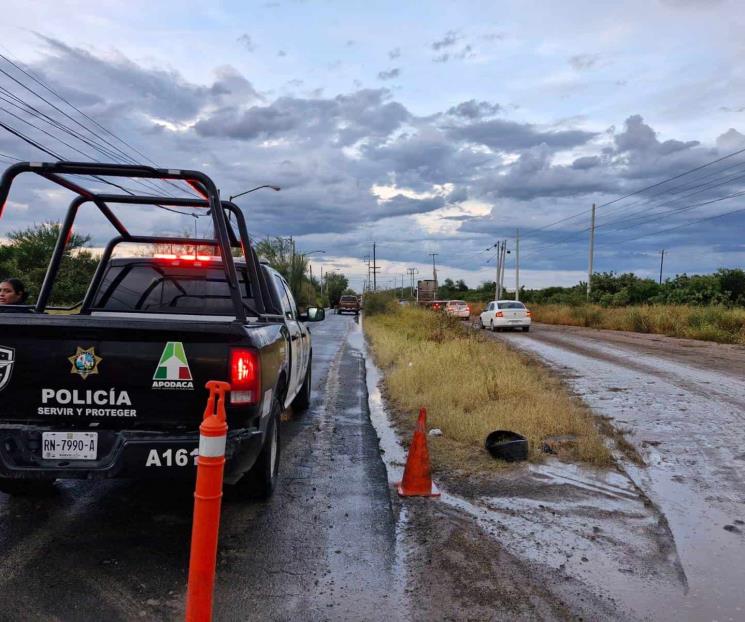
[397,408,440,497]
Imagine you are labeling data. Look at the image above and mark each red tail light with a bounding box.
[230,348,260,405]
[495,311,504,317]
[466,305,471,313]
[526,310,532,317]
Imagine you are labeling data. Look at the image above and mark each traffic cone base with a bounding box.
[397,480,440,497]
[397,407,440,498]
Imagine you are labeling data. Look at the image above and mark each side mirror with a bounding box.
[301,307,325,322]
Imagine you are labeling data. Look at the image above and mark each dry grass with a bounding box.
[364,306,612,469]
[531,303,745,345]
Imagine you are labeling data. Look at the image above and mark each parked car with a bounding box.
[337,294,360,315]
[479,300,532,332]
[444,300,471,319]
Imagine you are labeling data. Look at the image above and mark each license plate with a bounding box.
[509,319,521,323]
[42,432,98,460]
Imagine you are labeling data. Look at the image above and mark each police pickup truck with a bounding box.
[0,161,324,498]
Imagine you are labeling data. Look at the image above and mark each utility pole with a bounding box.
[407,267,418,296]
[495,241,502,300]
[429,253,439,290]
[659,249,665,285]
[515,228,520,301]
[499,241,508,299]
[587,203,596,301]
[371,243,381,291]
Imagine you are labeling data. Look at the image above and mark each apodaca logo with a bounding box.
[152,342,194,390]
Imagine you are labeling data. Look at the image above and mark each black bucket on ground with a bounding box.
[485,430,528,462]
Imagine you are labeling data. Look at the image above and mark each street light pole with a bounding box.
[228,185,281,202]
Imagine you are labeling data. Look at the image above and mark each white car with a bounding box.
[479,300,532,332]
[444,300,471,319]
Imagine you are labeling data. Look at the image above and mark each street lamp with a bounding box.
[228,185,281,202]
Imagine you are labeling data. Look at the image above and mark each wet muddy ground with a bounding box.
[485,322,745,621]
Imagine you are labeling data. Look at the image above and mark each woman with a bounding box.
[0,278,28,306]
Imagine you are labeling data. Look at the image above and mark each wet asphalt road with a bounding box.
[0,314,399,622]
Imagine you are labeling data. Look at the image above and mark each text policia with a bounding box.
[38,388,137,418]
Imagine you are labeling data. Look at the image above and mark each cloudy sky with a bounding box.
[0,0,743,291]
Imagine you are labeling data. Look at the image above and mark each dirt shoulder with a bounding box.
[529,321,745,379]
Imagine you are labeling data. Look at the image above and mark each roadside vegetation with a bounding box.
[411,270,745,346]
[531,303,745,345]
[363,296,612,471]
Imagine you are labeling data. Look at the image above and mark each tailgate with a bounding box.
[0,315,249,429]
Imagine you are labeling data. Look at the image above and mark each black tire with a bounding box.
[523,326,530,332]
[490,320,496,332]
[229,400,281,500]
[291,357,312,412]
[0,478,55,497]
[479,318,485,329]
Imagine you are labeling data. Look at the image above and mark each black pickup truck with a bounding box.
[0,161,324,498]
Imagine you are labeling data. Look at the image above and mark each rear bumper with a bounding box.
[0,425,263,484]
[494,318,531,327]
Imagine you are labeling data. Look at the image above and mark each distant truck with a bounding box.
[416,279,437,305]
[0,161,325,499]
[337,294,360,315]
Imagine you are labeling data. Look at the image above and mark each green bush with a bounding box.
[363,292,398,316]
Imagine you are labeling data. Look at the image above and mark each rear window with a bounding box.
[448,301,467,306]
[340,296,358,303]
[497,302,526,310]
[93,262,252,315]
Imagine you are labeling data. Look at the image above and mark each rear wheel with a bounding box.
[229,399,280,500]
[0,478,56,497]
[490,320,497,332]
[523,326,530,332]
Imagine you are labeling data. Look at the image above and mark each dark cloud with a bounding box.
[277,50,287,57]
[195,88,410,146]
[377,68,400,81]
[432,31,460,50]
[572,155,601,169]
[388,48,401,60]
[447,100,501,119]
[433,53,450,64]
[448,118,597,151]
[237,34,255,52]
[614,115,698,156]
[568,53,600,71]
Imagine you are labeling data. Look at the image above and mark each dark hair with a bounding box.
[1,278,28,303]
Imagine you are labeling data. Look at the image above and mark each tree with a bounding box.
[254,236,312,306]
[0,222,98,306]
[324,273,349,307]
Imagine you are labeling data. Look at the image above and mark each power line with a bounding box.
[518,145,745,242]
[0,51,198,199]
